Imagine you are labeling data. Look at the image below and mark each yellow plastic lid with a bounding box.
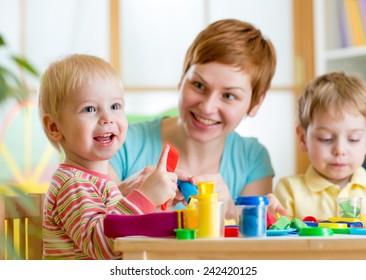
[318,222,348,228]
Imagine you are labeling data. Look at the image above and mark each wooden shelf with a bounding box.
[314,0,366,79]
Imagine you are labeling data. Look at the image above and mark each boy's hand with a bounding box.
[137,145,178,206]
[267,193,290,217]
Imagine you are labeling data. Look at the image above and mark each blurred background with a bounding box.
[1,0,365,194]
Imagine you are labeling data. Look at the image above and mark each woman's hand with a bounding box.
[190,173,237,220]
[168,168,192,207]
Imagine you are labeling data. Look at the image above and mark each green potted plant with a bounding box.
[0,34,39,104]
[0,33,40,195]
[0,34,42,259]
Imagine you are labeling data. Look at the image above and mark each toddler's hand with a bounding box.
[117,166,155,196]
[137,145,178,206]
[267,193,290,217]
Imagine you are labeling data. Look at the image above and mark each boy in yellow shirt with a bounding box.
[275,72,366,220]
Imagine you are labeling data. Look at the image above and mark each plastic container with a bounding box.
[298,227,333,236]
[235,196,269,238]
[337,197,362,218]
[174,229,197,240]
[182,198,198,230]
[193,181,224,238]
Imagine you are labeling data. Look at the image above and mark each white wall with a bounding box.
[0,0,296,188]
[121,0,296,186]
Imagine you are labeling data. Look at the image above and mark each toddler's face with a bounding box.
[57,76,127,170]
[302,109,366,187]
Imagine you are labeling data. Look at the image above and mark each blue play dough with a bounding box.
[239,207,266,237]
[177,180,198,203]
[235,196,268,238]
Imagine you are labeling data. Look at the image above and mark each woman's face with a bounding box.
[178,62,255,143]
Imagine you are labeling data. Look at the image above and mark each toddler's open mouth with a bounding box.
[93,133,115,144]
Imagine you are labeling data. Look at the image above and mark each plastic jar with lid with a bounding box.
[235,196,269,238]
[193,181,224,238]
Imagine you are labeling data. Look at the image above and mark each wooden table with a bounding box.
[114,235,366,260]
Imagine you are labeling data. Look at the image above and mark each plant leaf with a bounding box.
[11,55,39,77]
[0,65,29,102]
[0,34,35,104]
[0,34,5,46]
[0,73,10,103]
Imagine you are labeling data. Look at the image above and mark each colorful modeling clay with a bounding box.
[235,196,269,238]
[161,142,180,210]
[104,212,178,238]
[177,180,198,203]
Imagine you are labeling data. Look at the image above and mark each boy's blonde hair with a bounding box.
[181,19,276,111]
[38,54,123,151]
[298,71,366,129]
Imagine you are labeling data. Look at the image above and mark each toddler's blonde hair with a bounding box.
[298,71,366,129]
[38,54,123,151]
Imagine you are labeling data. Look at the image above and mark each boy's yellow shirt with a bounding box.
[274,166,366,220]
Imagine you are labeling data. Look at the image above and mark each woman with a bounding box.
[109,19,286,219]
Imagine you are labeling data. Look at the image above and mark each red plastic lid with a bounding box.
[302,216,317,222]
[224,226,239,237]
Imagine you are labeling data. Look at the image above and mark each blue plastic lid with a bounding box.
[235,196,269,206]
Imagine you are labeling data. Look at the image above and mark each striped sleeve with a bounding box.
[54,177,127,259]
